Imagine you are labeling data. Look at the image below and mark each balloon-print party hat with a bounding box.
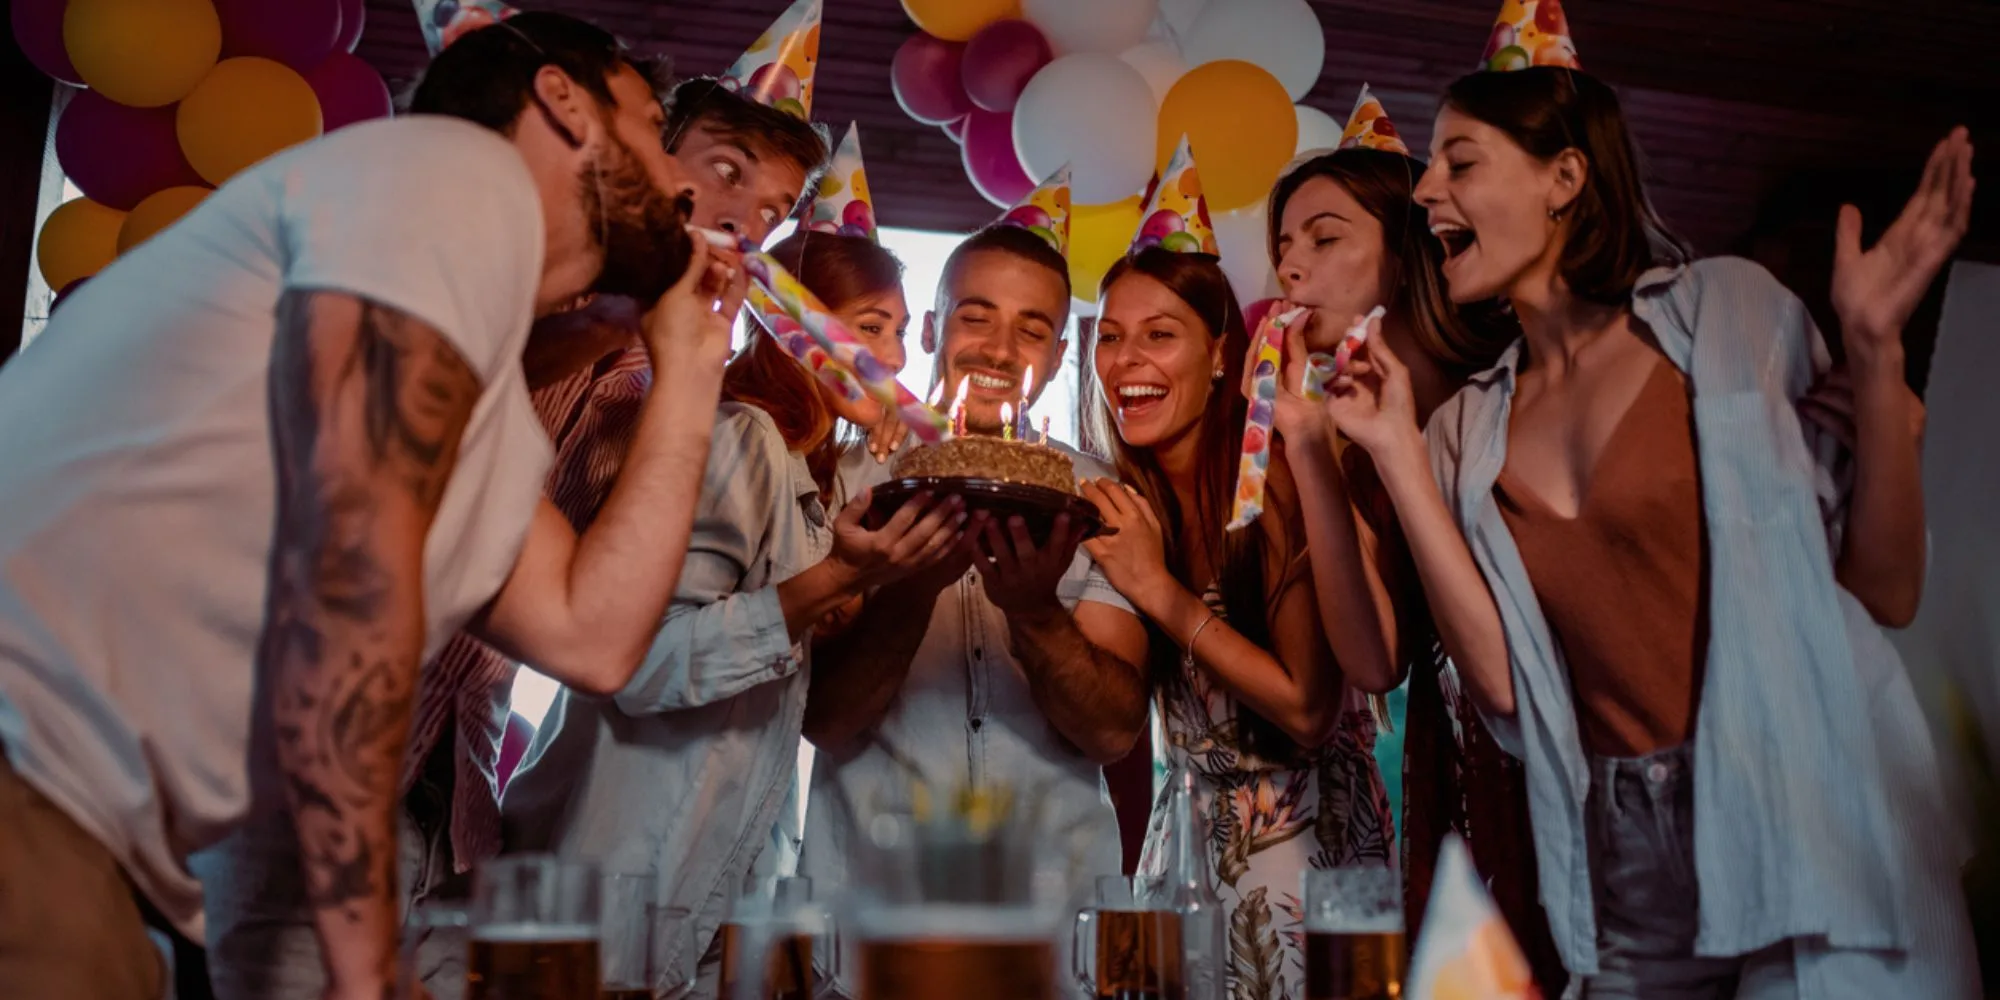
[1481,0,1581,72]
[1130,135,1218,257]
[806,123,877,240]
[720,0,823,120]
[414,0,520,56]
[1337,85,1412,156]
[1408,836,1544,999]
[995,165,1073,257]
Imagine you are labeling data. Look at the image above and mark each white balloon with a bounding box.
[1294,104,1344,155]
[1213,203,1283,307]
[1022,0,1159,55]
[1182,0,1325,101]
[1120,41,1188,108]
[1158,0,1208,38]
[1013,55,1159,204]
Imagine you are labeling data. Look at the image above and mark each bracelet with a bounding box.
[1182,611,1220,669]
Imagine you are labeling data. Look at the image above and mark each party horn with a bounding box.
[1301,305,1383,402]
[744,284,869,404]
[1227,305,1309,531]
[701,228,952,443]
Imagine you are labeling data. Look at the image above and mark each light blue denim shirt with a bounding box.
[1427,258,1975,992]
[501,402,829,986]
[800,435,1137,997]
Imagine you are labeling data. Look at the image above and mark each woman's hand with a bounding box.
[1080,479,1174,616]
[826,489,966,592]
[1270,313,1333,445]
[1322,313,1425,465]
[1831,127,1976,354]
[865,412,908,464]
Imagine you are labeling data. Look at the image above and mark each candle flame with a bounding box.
[1022,365,1036,402]
[1000,402,1014,426]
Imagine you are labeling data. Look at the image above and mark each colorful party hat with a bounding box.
[806,124,877,240]
[1130,136,1218,257]
[996,165,1073,258]
[414,0,520,56]
[1481,0,1581,72]
[719,0,823,120]
[1337,85,1411,156]
[1408,836,1543,1000]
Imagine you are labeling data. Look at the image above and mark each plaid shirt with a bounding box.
[399,343,653,872]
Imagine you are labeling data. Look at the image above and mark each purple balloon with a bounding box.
[213,0,342,71]
[942,116,969,143]
[307,53,392,132]
[960,108,1033,209]
[961,20,1051,114]
[12,0,82,85]
[891,32,973,126]
[55,90,205,211]
[335,0,366,53]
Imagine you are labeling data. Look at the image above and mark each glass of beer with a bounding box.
[1302,865,1406,1000]
[720,876,833,1000]
[600,872,655,1000]
[467,854,602,1000]
[851,902,1060,1000]
[1072,875,1183,1000]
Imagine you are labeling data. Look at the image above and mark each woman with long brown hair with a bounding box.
[1080,148,1397,1000]
[1262,93,1564,987]
[1322,2,1978,992]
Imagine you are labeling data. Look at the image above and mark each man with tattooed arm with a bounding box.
[0,13,739,1000]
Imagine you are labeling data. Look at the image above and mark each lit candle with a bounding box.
[1000,402,1015,440]
[950,375,969,437]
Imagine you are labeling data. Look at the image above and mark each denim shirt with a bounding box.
[1427,258,1972,986]
[799,436,1137,994]
[501,402,829,985]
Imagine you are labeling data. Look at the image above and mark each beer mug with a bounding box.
[1073,875,1184,1000]
[849,902,1063,1000]
[601,872,656,1000]
[466,854,602,1000]
[1301,865,1406,1000]
[720,876,837,1000]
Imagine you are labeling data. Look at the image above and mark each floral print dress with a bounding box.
[1137,588,1393,1000]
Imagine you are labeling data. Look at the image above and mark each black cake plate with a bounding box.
[863,477,1112,545]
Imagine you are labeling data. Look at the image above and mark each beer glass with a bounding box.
[720,876,835,1000]
[1301,866,1406,1000]
[1073,875,1184,1000]
[467,854,602,1000]
[851,902,1061,1000]
[600,872,655,1000]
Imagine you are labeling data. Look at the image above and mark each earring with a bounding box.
[1548,205,1564,220]
[1212,368,1225,380]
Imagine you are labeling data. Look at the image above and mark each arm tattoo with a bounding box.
[262,292,479,919]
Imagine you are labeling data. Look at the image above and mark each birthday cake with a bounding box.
[892,434,1077,495]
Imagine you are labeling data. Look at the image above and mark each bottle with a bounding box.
[1166,768,1225,1000]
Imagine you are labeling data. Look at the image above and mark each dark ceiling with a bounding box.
[357,0,2000,255]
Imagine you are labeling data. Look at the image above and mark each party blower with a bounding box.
[694,227,952,444]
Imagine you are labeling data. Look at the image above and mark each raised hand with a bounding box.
[1321,313,1424,463]
[641,234,746,373]
[1831,127,1976,352]
[827,489,967,592]
[1270,312,1332,445]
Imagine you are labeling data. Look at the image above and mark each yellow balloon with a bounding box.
[178,57,324,185]
[118,186,211,254]
[1157,61,1298,213]
[37,197,127,290]
[1070,196,1145,301]
[901,0,1019,42]
[65,0,221,108]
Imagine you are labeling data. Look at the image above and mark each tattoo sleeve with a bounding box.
[261,290,480,988]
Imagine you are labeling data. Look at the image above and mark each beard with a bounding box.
[581,130,695,304]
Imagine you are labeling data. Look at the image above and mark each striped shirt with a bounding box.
[400,343,653,873]
[1427,258,1978,993]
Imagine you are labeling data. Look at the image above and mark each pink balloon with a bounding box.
[56,90,204,211]
[11,0,82,85]
[307,52,392,132]
[1243,297,1284,334]
[334,0,365,53]
[961,19,1051,113]
[942,116,969,143]
[213,0,342,71]
[891,32,973,126]
[961,108,1033,209]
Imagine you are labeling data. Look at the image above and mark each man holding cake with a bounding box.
[800,170,1152,996]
